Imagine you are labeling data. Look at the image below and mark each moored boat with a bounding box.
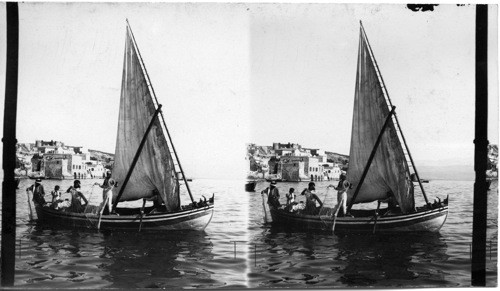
[245,180,257,192]
[266,22,448,233]
[35,21,214,231]
[411,173,430,183]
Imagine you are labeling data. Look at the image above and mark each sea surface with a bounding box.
[0,178,497,288]
[247,179,498,288]
[2,178,249,288]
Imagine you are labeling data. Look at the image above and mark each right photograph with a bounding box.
[245,4,497,288]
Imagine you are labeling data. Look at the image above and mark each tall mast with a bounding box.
[125,20,195,204]
[359,21,429,205]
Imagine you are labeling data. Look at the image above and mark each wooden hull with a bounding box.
[270,205,448,233]
[35,204,214,231]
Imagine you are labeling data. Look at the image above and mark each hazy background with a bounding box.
[0,3,497,180]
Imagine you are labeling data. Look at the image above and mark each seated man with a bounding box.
[301,182,323,215]
[50,185,64,210]
[284,188,298,212]
[66,180,88,213]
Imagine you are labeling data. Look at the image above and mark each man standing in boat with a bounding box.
[95,170,116,215]
[27,178,46,206]
[329,174,352,217]
[262,180,280,209]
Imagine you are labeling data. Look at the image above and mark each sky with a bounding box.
[249,4,498,168]
[0,3,498,179]
[0,2,251,179]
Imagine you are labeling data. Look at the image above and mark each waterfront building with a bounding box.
[35,140,64,147]
[88,161,106,178]
[272,142,300,150]
[30,145,94,179]
[43,153,73,179]
[323,163,342,180]
[30,154,43,172]
[308,156,324,181]
[247,142,348,181]
[268,156,281,175]
[280,156,309,181]
[71,154,91,179]
[19,139,114,179]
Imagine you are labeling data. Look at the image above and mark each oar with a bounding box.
[26,189,33,221]
[372,201,381,234]
[97,204,105,231]
[97,189,106,231]
[331,197,343,232]
[261,189,269,224]
[138,199,146,232]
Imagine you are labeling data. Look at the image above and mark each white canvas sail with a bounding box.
[112,27,180,211]
[347,27,415,213]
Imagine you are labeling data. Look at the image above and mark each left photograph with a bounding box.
[1,2,250,288]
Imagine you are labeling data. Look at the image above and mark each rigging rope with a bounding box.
[83,185,98,229]
[318,187,334,230]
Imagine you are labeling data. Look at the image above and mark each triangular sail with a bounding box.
[112,27,180,211]
[347,26,415,213]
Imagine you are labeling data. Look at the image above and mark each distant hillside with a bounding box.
[418,164,474,181]
[325,151,349,164]
[89,149,114,169]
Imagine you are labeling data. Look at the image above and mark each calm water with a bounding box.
[5,178,249,288]
[1,178,497,288]
[247,179,498,288]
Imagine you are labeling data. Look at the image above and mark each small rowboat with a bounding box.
[245,181,257,192]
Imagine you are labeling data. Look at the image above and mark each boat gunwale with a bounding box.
[37,204,214,221]
[269,205,448,232]
[271,205,448,223]
[35,204,214,231]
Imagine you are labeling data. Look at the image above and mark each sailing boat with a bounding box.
[267,22,448,233]
[35,21,214,231]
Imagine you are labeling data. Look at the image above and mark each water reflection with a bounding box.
[250,227,451,288]
[18,226,215,288]
[18,226,109,288]
[100,230,215,288]
[335,233,449,287]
